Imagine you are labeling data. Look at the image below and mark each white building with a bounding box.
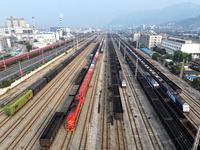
[140,32,162,49]
[133,32,140,41]
[0,36,10,52]
[35,32,56,44]
[160,37,200,58]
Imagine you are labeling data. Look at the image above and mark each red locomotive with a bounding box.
[66,39,105,131]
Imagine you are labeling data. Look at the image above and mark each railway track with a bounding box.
[69,50,103,150]
[100,44,111,150]
[0,42,96,149]
[112,37,160,150]
[181,90,200,127]
[48,37,104,150]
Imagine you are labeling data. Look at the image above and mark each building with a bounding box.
[160,37,200,58]
[140,32,162,49]
[0,36,10,52]
[34,32,56,44]
[6,16,26,28]
[133,32,140,41]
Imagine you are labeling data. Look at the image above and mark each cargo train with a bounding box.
[143,72,159,88]
[120,39,189,113]
[66,38,105,131]
[3,40,93,116]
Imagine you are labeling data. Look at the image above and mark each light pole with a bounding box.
[19,61,23,75]
[42,49,45,63]
[3,56,6,70]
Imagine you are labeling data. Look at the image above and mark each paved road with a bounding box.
[0,37,85,84]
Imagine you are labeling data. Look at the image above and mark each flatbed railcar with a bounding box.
[40,112,64,148]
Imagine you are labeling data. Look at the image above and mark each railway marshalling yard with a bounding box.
[0,34,200,150]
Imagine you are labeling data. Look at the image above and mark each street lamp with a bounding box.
[19,61,23,75]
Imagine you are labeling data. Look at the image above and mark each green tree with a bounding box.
[26,43,32,52]
[164,54,173,59]
[165,62,169,67]
[1,80,11,88]
[173,51,183,62]
[192,78,200,86]
[171,64,182,75]
[152,53,161,61]
[173,50,192,62]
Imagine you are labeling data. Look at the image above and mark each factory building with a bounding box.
[140,32,162,49]
[6,16,26,28]
[160,37,200,58]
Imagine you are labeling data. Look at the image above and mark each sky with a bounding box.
[0,0,200,28]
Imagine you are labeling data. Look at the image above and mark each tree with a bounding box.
[173,50,192,62]
[171,64,182,75]
[25,42,32,52]
[1,80,11,88]
[152,53,161,61]
[192,78,200,86]
[173,51,183,62]
[164,54,173,59]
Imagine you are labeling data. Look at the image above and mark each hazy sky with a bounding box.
[0,0,200,28]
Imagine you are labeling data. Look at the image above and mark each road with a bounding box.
[0,38,85,84]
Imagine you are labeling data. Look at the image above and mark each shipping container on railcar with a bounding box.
[119,71,126,87]
[4,89,33,115]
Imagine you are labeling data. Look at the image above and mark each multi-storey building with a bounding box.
[140,32,162,49]
[160,37,200,58]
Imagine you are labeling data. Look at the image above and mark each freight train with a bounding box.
[119,38,189,113]
[143,72,159,88]
[66,38,105,131]
[3,39,94,116]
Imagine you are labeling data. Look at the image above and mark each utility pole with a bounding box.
[73,38,75,50]
[77,38,78,50]
[18,61,23,75]
[124,47,126,60]
[192,126,200,150]
[180,59,185,79]
[135,58,139,79]
[119,40,120,51]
